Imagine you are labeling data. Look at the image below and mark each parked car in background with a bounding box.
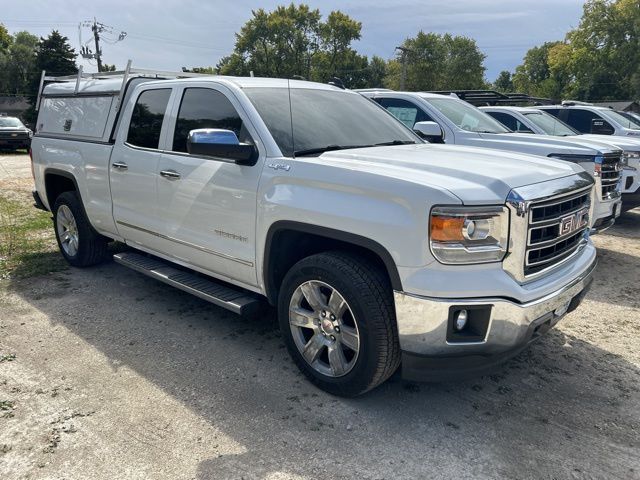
[538,103,640,138]
[358,90,623,231]
[31,69,598,396]
[0,115,32,151]
[480,106,640,211]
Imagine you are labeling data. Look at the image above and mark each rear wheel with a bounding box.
[53,191,108,267]
[278,251,400,397]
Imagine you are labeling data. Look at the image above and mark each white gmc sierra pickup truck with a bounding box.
[31,70,597,396]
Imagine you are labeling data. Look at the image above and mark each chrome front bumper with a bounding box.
[394,257,597,381]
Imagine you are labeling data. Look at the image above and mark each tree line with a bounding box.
[1,0,637,124]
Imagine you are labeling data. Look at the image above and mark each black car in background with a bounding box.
[0,116,32,151]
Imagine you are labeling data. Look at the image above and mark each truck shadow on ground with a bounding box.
[7,258,640,479]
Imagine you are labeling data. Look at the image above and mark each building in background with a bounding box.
[592,101,639,114]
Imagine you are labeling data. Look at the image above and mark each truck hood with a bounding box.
[318,143,584,205]
[574,134,640,152]
[474,132,616,156]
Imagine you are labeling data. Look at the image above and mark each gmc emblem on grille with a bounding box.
[559,208,589,236]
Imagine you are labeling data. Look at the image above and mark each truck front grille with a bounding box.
[600,153,622,200]
[524,189,591,276]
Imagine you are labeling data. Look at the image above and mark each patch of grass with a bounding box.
[0,194,67,279]
[0,353,16,363]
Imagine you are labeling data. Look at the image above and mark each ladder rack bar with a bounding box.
[116,59,133,112]
[35,70,46,112]
[74,65,83,94]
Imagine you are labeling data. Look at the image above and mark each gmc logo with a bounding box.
[559,208,589,236]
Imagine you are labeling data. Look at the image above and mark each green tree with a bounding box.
[218,3,367,86]
[384,32,486,90]
[23,30,78,124]
[35,30,77,76]
[493,70,513,92]
[0,24,14,93]
[6,31,39,95]
[566,0,640,100]
[512,0,640,101]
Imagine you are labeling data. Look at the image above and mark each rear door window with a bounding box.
[172,88,250,153]
[565,109,604,133]
[126,89,172,149]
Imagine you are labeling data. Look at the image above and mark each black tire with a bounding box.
[52,191,108,267]
[278,251,401,397]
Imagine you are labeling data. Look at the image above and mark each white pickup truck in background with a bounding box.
[31,67,597,396]
[358,90,624,231]
[480,106,640,212]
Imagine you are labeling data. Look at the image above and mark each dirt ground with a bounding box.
[1,153,639,480]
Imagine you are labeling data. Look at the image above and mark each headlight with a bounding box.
[623,151,639,169]
[430,206,509,264]
[27,129,33,139]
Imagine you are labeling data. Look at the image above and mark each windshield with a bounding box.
[425,97,510,134]
[244,88,420,157]
[616,111,640,128]
[523,111,578,136]
[601,109,640,130]
[0,117,25,128]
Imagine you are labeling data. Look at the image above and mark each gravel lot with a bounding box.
[1,153,639,479]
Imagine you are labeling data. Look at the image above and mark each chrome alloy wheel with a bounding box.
[56,204,79,257]
[289,280,360,377]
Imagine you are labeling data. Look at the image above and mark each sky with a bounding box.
[2,0,586,81]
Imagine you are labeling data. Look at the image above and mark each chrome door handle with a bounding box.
[160,169,181,180]
[112,162,128,170]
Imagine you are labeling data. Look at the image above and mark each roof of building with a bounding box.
[591,100,639,111]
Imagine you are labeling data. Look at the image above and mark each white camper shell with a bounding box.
[35,63,206,143]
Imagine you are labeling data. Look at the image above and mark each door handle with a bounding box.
[160,169,181,180]
[112,162,128,170]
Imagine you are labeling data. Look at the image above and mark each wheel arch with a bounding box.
[263,221,402,305]
[44,168,82,212]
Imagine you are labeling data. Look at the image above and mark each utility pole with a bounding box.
[395,46,412,90]
[79,19,127,72]
[91,18,103,72]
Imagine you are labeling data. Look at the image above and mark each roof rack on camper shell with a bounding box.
[425,90,554,107]
[35,59,210,111]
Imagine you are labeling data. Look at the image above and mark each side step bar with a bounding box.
[113,252,261,316]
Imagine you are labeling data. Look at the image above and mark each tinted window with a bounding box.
[565,109,604,133]
[172,88,249,153]
[127,89,171,149]
[541,108,562,117]
[376,98,434,128]
[244,88,420,157]
[486,111,518,131]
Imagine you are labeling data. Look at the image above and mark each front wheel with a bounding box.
[278,251,400,397]
[53,191,108,267]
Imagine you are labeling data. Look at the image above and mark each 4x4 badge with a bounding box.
[267,163,291,171]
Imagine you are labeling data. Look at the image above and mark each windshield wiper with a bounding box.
[373,140,417,146]
[294,145,372,156]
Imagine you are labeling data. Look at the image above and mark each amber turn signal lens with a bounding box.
[431,216,465,242]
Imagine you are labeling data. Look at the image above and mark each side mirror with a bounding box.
[187,129,258,165]
[591,118,614,135]
[413,121,444,142]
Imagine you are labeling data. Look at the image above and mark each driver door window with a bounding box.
[377,98,434,128]
[171,88,252,152]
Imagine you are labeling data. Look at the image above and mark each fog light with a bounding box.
[454,309,468,331]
